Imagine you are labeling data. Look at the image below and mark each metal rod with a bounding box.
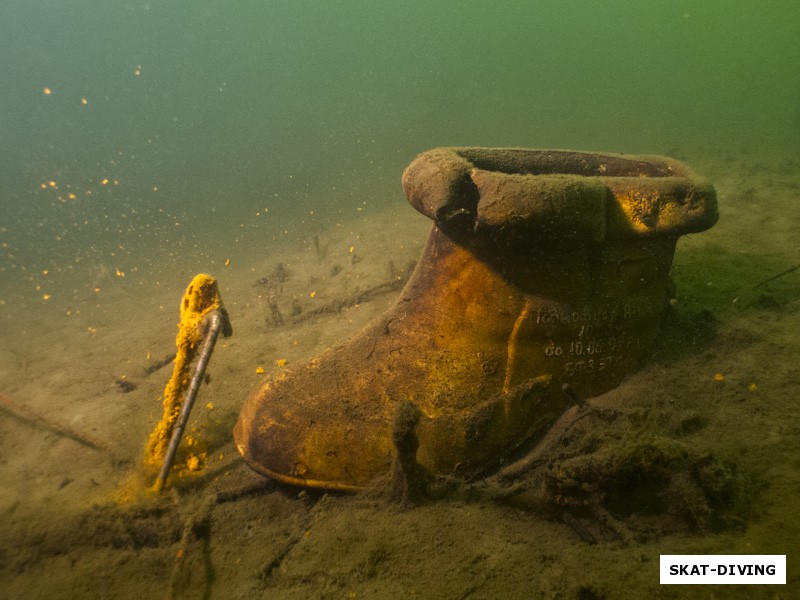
[155,310,223,492]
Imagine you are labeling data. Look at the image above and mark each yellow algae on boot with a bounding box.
[144,274,221,466]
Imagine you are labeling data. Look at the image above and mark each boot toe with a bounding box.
[234,368,393,491]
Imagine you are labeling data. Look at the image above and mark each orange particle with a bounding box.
[176,548,184,559]
[276,359,287,368]
[310,291,317,298]
[115,268,125,277]
[43,87,52,95]
[101,178,109,185]
[748,383,758,392]
[42,293,51,300]
[255,366,265,374]
[40,183,48,189]
[48,181,56,188]
[713,373,725,382]
[80,98,88,105]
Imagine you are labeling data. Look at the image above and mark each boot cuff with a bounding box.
[402,147,718,241]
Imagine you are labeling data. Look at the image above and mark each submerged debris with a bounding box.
[115,377,137,393]
[144,353,176,376]
[390,401,428,505]
[266,298,284,326]
[0,391,121,462]
[484,417,748,542]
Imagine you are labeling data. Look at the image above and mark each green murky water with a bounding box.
[2,1,798,296]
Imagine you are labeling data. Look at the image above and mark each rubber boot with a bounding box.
[234,147,718,491]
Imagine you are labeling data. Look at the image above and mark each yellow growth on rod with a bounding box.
[144,274,222,466]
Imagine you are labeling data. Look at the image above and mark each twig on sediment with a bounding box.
[0,391,127,465]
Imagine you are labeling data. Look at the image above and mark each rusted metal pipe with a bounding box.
[154,309,227,492]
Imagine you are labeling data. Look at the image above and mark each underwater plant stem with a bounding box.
[155,310,223,492]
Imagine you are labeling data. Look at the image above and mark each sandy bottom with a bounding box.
[1,150,799,599]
